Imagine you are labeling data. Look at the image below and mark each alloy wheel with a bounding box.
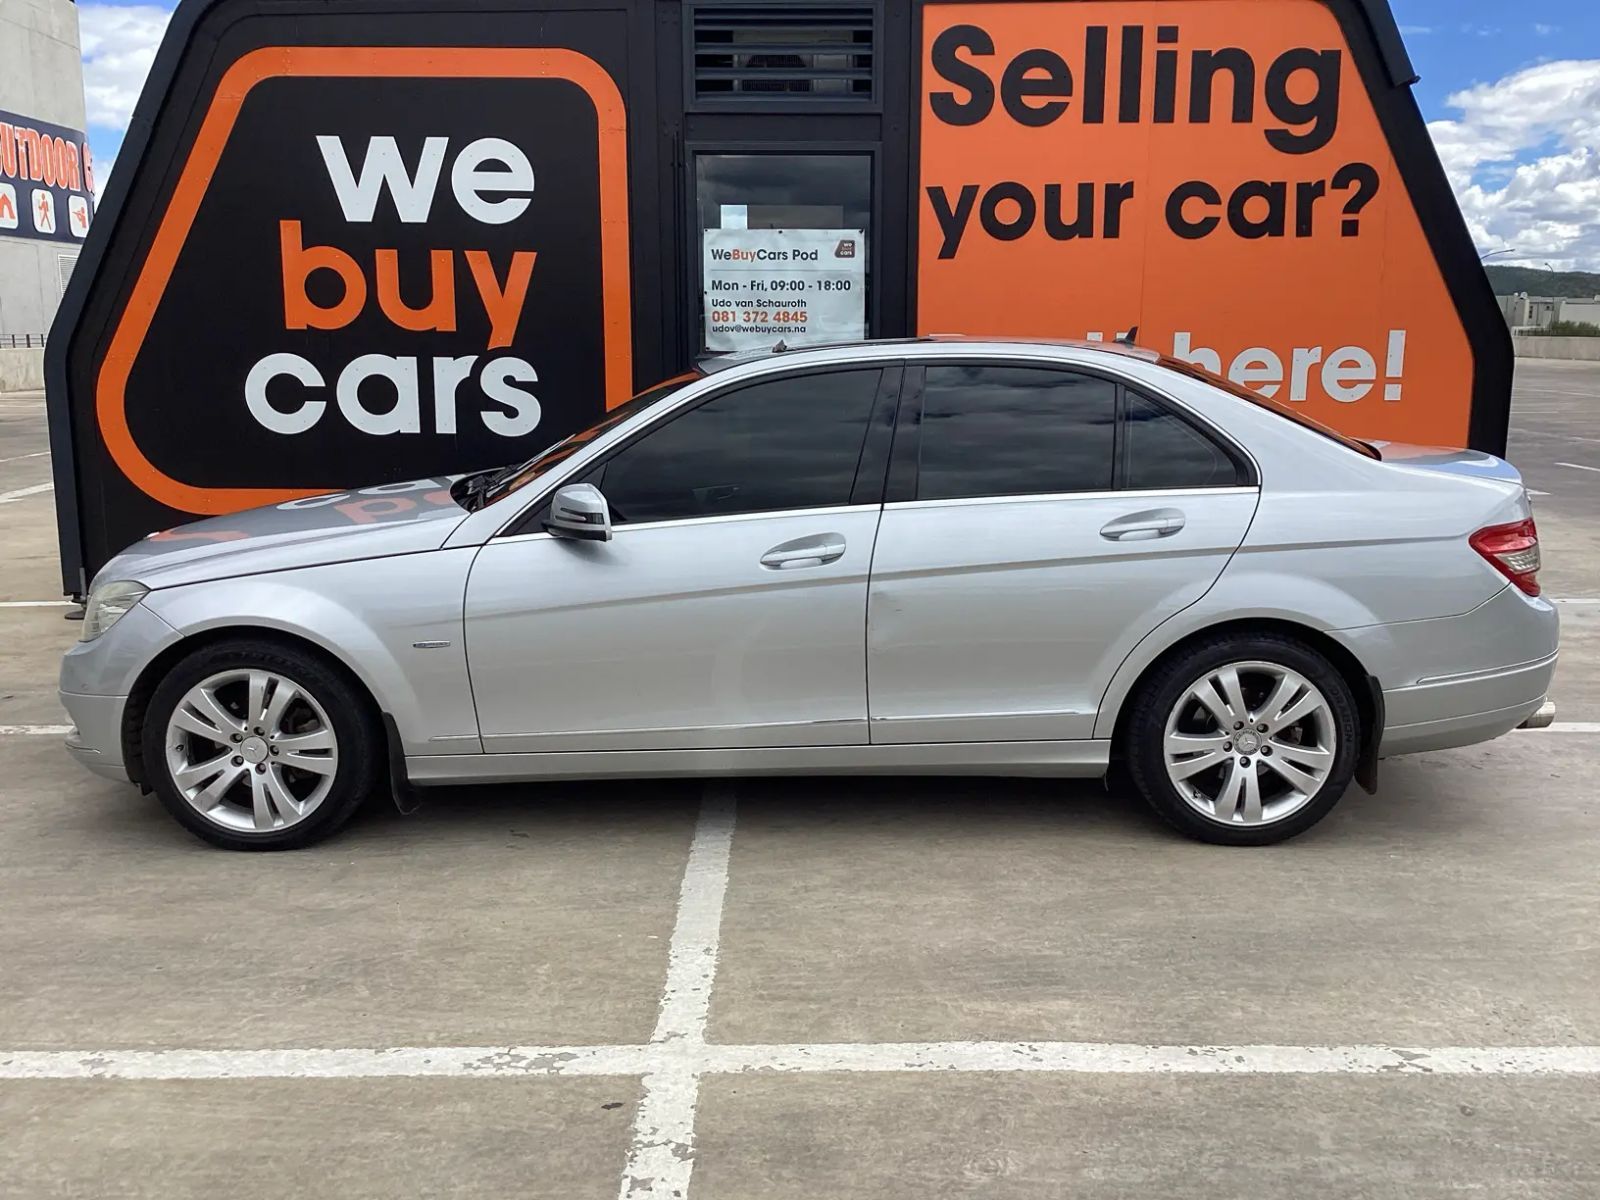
[1162,660,1337,827]
[163,669,339,833]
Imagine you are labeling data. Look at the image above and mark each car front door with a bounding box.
[866,360,1259,744]
[464,366,896,753]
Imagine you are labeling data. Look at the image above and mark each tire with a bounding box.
[1124,632,1361,846]
[141,638,382,850]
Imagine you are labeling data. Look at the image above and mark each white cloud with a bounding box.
[1426,60,1600,270]
[78,4,172,133]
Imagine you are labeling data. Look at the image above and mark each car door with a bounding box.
[464,366,897,753]
[866,360,1259,744]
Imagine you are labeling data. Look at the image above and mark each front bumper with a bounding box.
[61,691,131,782]
[58,601,179,786]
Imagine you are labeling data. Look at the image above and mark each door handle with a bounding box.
[760,534,846,570]
[1100,508,1186,542]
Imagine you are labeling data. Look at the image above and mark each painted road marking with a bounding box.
[4,1041,1598,1081]
[617,784,737,1200]
[0,450,49,465]
[1532,722,1600,734]
[0,725,72,736]
[7,782,1600,1200]
[0,481,52,503]
[0,600,72,607]
[1556,461,1600,474]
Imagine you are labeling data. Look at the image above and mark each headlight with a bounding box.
[81,581,149,642]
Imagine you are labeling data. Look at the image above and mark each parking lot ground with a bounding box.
[694,1073,1600,1200]
[1,606,78,727]
[2,362,1599,1199]
[1,1078,641,1199]
[711,740,1600,1048]
[0,734,700,1049]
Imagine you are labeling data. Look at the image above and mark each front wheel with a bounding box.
[141,639,381,850]
[1124,634,1361,846]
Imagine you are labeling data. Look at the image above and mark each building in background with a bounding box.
[1496,293,1600,333]
[0,0,92,342]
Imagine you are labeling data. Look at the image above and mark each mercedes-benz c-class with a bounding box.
[61,339,1557,849]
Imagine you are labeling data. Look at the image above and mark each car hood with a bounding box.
[96,477,471,591]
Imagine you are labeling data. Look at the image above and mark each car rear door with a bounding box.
[464,365,898,753]
[866,359,1259,744]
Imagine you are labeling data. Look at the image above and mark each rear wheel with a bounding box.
[1125,634,1360,845]
[141,639,380,850]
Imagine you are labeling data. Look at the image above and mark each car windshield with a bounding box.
[460,372,704,509]
[1158,356,1380,459]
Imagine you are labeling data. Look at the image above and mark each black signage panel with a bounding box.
[52,25,632,586]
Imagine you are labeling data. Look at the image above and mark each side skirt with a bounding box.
[406,740,1112,786]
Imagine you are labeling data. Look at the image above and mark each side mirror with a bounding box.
[545,483,613,541]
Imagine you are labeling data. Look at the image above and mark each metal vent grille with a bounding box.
[691,3,876,103]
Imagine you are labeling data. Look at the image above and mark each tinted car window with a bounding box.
[917,366,1116,501]
[1121,390,1242,489]
[600,369,880,524]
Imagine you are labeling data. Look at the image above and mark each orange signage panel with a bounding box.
[917,0,1498,447]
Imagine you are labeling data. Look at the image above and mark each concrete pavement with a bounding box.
[2,366,1598,1198]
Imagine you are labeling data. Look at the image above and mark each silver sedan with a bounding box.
[60,339,1558,850]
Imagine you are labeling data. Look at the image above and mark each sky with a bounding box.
[75,0,1600,271]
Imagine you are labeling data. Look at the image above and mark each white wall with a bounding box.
[0,346,47,391]
[1513,337,1600,363]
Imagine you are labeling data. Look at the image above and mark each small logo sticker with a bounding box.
[31,188,55,234]
[834,238,856,259]
[68,195,91,238]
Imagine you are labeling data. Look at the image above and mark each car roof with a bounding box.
[699,335,1160,373]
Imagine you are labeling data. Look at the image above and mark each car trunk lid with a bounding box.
[1367,442,1525,486]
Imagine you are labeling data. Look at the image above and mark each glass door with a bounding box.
[692,152,873,358]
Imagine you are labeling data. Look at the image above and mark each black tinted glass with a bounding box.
[917,366,1116,501]
[601,370,880,523]
[1122,391,1241,489]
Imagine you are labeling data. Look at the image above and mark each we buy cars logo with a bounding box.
[96,47,631,516]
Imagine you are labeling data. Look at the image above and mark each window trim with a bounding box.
[502,363,894,536]
[888,359,1258,505]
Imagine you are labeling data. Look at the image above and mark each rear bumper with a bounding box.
[1332,584,1559,758]
[60,691,130,783]
[1379,653,1557,756]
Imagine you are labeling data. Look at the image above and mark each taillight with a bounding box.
[1470,517,1541,596]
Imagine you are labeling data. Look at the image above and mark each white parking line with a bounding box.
[618,785,737,1200]
[0,600,72,607]
[5,1040,1598,1081]
[0,481,52,504]
[0,450,49,465]
[6,782,1600,1200]
[1534,723,1600,734]
[1556,461,1600,474]
[0,725,72,736]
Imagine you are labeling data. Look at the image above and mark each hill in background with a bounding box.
[1485,265,1600,298]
